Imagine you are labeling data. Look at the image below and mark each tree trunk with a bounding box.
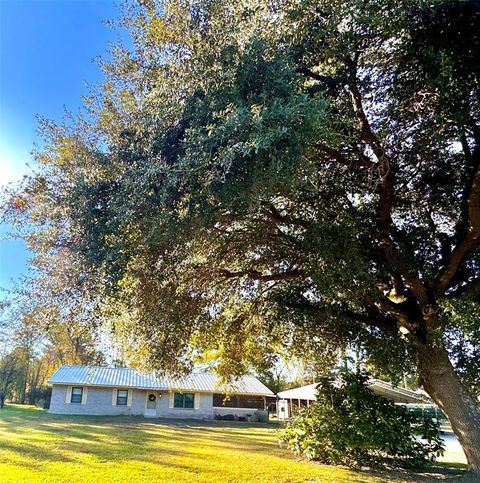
[416,341,480,474]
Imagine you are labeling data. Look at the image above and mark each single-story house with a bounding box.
[49,365,274,420]
[276,379,432,420]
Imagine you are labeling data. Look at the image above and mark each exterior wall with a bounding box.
[155,391,214,419]
[214,407,257,417]
[49,385,145,416]
[213,407,269,422]
[50,385,267,420]
[213,406,266,421]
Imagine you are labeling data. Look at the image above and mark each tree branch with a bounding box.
[436,145,480,295]
[348,84,386,162]
[295,68,344,88]
[446,275,480,301]
[220,268,304,282]
[345,307,398,335]
[347,60,430,306]
[262,204,310,228]
[284,296,398,335]
[315,142,375,169]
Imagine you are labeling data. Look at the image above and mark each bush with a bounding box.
[279,372,444,468]
[215,414,236,420]
[28,386,52,409]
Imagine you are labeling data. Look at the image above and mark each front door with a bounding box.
[145,393,157,417]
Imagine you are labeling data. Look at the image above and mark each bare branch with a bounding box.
[349,83,386,162]
[347,61,431,307]
[284,296,398,335]
[220,268,304,282]
[447,276,480,301]
[315,142,375,169]
[436,147,480,295]
[262,204,310,228]
[295,68,344,88]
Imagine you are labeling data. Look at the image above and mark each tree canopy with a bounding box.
[4,0,480,472]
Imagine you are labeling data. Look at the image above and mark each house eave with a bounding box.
[49,381,273,397]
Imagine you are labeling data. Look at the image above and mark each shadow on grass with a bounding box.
[363,465,466,482]
[0,404,469,481]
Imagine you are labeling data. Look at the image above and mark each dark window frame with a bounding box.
[116,389,128,406]
[173,392,195,409]
[71,386,83,404]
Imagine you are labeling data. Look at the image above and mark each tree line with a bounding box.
[0,302,104,408]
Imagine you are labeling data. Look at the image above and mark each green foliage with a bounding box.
[0,351,22,407]
[279,372,444,468]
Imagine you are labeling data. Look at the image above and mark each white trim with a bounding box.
[127,389,133,407]
[81,387,88,404]
[168,392,174,409]
[112,389,117,406]
[65,386,72,404]
[194,393,200,410]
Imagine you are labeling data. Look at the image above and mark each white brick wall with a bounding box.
[49,385,145,416]
[155,392,214,419]
[49,385,216,418]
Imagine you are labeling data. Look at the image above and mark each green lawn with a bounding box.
[0,405,466,482]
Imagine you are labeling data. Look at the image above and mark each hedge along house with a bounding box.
[48,365,274,420]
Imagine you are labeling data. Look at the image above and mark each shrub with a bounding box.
[28,386,52,409]
[279,372,444,468]
[215,413,236,420]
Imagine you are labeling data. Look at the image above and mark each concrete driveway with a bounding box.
[439,432,467,465]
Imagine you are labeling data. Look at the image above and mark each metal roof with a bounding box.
[368,379,430,404]
[278,379,430,404]
[49,365,274,396]
[277,383,318,401]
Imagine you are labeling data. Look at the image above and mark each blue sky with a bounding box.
[0,0,121,297]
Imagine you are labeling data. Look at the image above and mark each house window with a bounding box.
[213,394,265,409]
[174,392,195,409]
[116,389,128,406]
[71,387,83,404]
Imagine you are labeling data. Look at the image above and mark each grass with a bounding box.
[0,405,467,482]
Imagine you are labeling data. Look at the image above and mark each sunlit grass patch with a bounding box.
[0,404,466,482]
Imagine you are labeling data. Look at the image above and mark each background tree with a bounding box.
[0,298,105,406]
[4,0,480,473]
[0,349,21,408]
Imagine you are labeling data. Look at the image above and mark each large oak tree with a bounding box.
[6,0,480,472]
